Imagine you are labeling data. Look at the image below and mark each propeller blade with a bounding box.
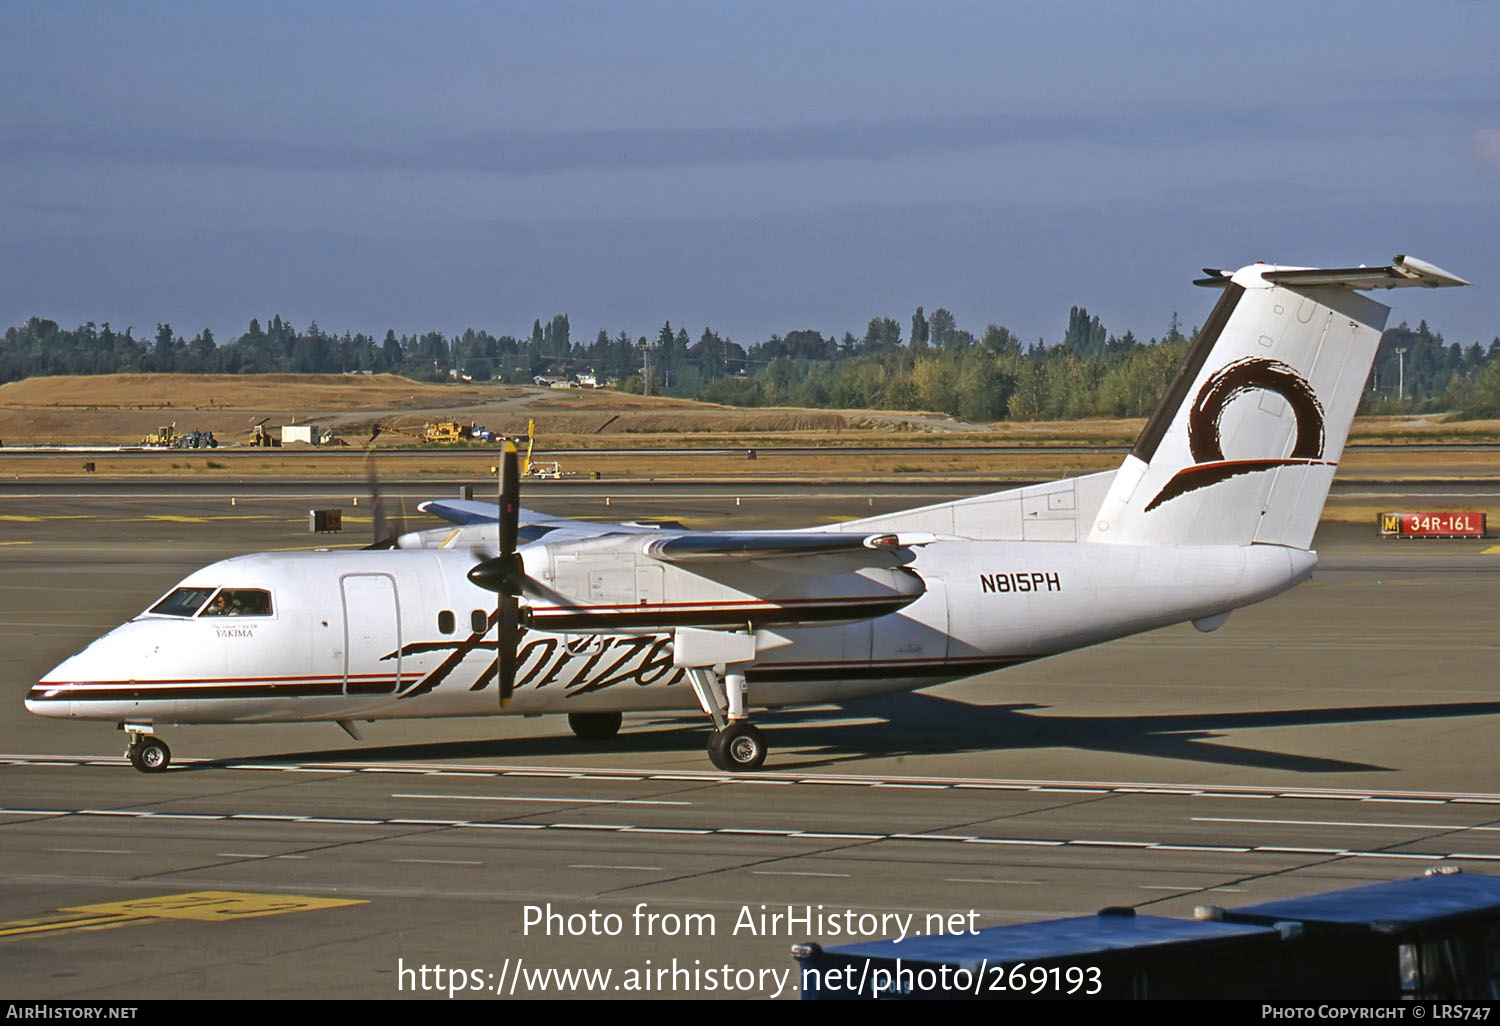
[364,453,393,549]
[499,594,519,707]
[500,441,519,554]
[498,440,520,707]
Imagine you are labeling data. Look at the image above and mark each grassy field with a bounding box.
[2,374,1499,522]
[4,373,1499,450]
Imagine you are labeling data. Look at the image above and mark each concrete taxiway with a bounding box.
[1,482,1497,999]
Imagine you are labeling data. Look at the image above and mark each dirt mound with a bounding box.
[0,374,876,445]
[0,373,492,412]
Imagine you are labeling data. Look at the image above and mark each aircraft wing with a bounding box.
[642,531,905,564]
[419,499,923,567]
[418,498,666,540]
[420,499,563,527]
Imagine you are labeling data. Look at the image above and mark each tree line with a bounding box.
[4,305,1498,421]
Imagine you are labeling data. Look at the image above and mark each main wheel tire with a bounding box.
[567,711,623,741]
[128,736,171,773]
[706,729,730,769]
[715,722,766,772]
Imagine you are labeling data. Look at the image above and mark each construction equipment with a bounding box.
[172,430,217,449]
[140,424,178,447]
[247,418,280,447]
[370,421,481,445]
[424,421,471,444]
[518,418,572,479]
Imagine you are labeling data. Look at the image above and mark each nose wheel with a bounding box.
[122,725,171,773]
[127,736,171,773]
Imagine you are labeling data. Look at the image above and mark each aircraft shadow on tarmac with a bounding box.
[202,692,1500,776]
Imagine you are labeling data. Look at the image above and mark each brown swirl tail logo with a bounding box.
[1144,357,1329,512]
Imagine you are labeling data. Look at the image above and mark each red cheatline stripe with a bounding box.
[528,595,903,613]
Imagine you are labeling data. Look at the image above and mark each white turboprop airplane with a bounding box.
[28,256,1469,773]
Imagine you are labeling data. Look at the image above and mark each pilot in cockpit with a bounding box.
[204,592,241,617]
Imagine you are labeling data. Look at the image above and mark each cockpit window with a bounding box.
[149,587,216,617]
[200,589,273,617]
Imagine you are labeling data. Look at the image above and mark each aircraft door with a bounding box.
[341,573,401,695]
[635,563,664,606]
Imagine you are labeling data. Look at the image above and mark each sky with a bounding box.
[2,1,1497,351]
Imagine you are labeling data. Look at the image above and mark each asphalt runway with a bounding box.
[2,482,1498,999]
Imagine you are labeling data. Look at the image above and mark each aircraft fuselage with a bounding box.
[28,541,1314,727]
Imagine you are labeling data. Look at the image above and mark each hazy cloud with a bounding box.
[1473,129,1500,171]
[1,107,1362,178]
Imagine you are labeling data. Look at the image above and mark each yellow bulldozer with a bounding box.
[140,424,177,447]
[369,421,477,445]
[247,418,280,447]
[423,421,471,443]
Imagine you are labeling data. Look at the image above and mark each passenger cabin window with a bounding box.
[438,610,455,635]
[199,589,273,617]
[150,587,216,617]
[470,609,488,633]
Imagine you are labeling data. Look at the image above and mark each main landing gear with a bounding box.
[673,629,768,771]
[686,668,768,772]
[707,719,766,772]
[122,723,171,773]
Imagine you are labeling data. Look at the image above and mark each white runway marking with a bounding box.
[428,771,495,778]
[391,792,691,806]
[797,832,882,840]
[945,878,1042,885]
[5,804,1499,864]
[1195,816,1500,831]
[16,755,1500,810]
[396,858,483,866]
[299,817,381,824]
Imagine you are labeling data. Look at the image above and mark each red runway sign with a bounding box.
[1379,512,1487,538]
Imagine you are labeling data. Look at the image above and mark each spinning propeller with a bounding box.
[466,442,532,707]
[363,450,408,550]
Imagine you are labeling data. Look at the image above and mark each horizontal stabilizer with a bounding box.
[1196,254,1468,291]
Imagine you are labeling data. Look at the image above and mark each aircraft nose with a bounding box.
[26,676,73,717]
[27,639,119,718]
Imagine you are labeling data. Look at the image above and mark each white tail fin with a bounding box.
[1089,255,1467,549]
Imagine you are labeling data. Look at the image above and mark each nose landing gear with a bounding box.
[122,723,172,773]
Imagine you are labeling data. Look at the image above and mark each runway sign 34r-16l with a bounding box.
[1380,512,1487,538]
